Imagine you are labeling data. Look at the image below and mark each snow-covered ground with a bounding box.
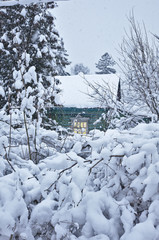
[0,118,159,239]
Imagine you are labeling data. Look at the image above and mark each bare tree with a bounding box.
[82,73,150,130]
[119,14,159,120]
[82,75,137,130]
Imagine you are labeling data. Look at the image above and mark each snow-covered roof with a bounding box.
[56,73,119,108]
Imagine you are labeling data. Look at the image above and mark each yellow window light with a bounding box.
[84,122,87,128]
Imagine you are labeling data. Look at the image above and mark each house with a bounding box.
[48,73,120,134]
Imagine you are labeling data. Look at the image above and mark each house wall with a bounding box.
[47,107,109,132]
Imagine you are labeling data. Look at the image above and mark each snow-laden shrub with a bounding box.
[0,171,34,240]
[0,123,159,239]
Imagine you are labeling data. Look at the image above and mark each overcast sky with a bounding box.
[54,0,159,73]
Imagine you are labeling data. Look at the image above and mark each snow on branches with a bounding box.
[0,122,159,239]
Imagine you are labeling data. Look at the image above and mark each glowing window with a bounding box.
[71,117,89,135]
[84,122,87,128]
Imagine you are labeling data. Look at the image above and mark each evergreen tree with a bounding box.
[0,2,70,110]
[95,52,116,74]
[0,2,70,161]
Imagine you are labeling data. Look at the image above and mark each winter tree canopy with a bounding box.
[0,1,70,110]
[95,52,116,74]
[119,14,159,120]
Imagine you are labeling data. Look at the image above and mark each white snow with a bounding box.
[20,8,27,17]
[23,66,37,84]
[13,32,22,45]
[0,86,5,97]
[34,14,41,23]
[0,42,4,49]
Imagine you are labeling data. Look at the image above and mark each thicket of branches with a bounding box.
[119,14,159,120]
[84,15,159,129]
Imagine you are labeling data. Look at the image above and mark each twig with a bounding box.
[89,158,104,174]
[89,154,124,174]
[104,162,116,173]
[60,134,68,152]
[4,153,16,172]
[23,110,32,161]
[110,154,125,158]
[84,159,92,163]
[66,153,77,162]
[45,162,77,192]
[9,234,13,240]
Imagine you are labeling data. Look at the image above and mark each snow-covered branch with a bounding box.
[0,0,67,7]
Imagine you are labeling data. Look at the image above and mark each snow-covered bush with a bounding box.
[0,122,159,239]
